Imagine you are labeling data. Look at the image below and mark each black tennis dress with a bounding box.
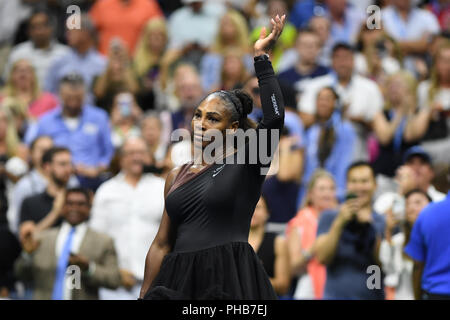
[143,58,284,300]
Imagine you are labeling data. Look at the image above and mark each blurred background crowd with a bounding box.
[0,0,449,300]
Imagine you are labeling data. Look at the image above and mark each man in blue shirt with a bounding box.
[405,190,450,300]
[314,161,385,300]
[25,73,114,190]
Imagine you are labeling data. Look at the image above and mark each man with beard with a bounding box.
[18,147,74,237]
[15,187,121,300]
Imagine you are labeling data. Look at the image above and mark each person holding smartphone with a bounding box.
[313,161,385,300]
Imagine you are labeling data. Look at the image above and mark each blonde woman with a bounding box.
[413,42,450,160]
[200,10,253,92]
[286,170,337,300]
[372,71,423,183]
[133,18,169,109]
[354,24,402,84]
[0,59,58,124]
[93,39,139,112]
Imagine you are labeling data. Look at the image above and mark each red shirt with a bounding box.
[90,0,163,55]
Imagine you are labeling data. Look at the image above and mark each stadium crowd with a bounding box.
[0,0,449,300]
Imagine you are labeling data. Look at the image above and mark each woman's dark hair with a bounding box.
[214,89,257,130]
[405,188,432,203]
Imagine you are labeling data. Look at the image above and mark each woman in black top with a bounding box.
[248,195,291,297]
[140,15,286,300]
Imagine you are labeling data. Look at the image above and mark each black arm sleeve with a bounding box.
[250,59,285,169]
[255,59,285,132]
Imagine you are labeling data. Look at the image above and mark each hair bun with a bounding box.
[232,89,253,116]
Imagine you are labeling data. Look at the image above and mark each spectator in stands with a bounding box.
[168,0,225,51]
[278,28,330,96]
[200,9,253,93]
[170,66,204,133]
[289,0,327,29]
[4,9,69,87]
[89,0,163,56]
[372,71,423,191]
[262,83,305,233]
[90,137,165,300]
[310,15,333,67]
[18,147,74,234]
[216,50,250,91]
[26,73,114,191]
[374,146,446,218]
[380,189,432,300]
[140,112,168,174]
[249,195,291,297]
[382,0,441,73]
[0,223,21,299]
[325,0,365,46]
[7,136,53,234]
[314,161,385,300]
[354,24,402,83]
[415,42,450,167]
[0,0,30,76]
[133,18,168,110]
[15,187,121,300]
[287,170,337,300]
[1,59,59,125]
[93,39,139,112]
[110,92,142,149]
[250,0,297,71]
[299,43,383,162]
[45,14,106,104]
[405,185,450,300]
[298,86,356,204]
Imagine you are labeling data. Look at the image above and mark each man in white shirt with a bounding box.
[4,9,69,86]
[382,0,441,71]
[168,0,225,50]
[298,43,384,161]
[90,137,165,300]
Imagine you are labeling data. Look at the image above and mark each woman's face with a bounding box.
[386,76,408,105]
[220,15,237,42]
[405,192,430,224]
[147,28,166,53]
[12,60,34,88]
[251,197,269,228]
[141,117,161,146]
[436,48,450,84]
[316,88,336,121]
[309,177,336,212]
[191,96,237,150]
[223,54,243,80]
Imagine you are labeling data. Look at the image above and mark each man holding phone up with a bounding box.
[313,161,385,300]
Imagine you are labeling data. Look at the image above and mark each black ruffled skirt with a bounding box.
[143,242,278,300]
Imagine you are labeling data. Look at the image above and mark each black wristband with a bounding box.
[254,54,270,62]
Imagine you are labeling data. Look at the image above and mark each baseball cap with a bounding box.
[403,146,432,164]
